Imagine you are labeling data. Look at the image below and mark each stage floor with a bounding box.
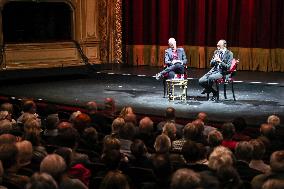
[0,65,283,126]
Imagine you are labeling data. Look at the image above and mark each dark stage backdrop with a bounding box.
[123,0,284,72]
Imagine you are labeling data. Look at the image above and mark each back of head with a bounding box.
[130,139,147,158]
[209,146,233,170]
[208,130,223,147]
[45,114,59,130]
[102,149,122,170]
[182,140,200,163]
[119,122,136,140]
[119,106,134,119]
[235,141,253,162]
[260,123,275,139]
[103,135,121,153]
[86,101,98,114]
[72,113,91,133]
[0,143,18,169]
[183,123,199,141]
[217,165,241,189]
[0,103,13,114]
[152,153,172,179]
[221,122,235,139]
[57,127,79,148]
[154,134,171,154]
[100,170,129,189]
[171,168,201,189]
[104,97,115,111]
[162,122,176,141]
[165,107,175,120]
[0,133,17,144]
[192,119,204,138]
[123,113,137,125]
[267,115,280,127]
[197,112,207,122]
[16,140,33,166]
[22,100,36,113]
[0,119,12,134]
[40,154,66,180]
[270,150,284,173]
[139,116,153,134]
[111,117,125,134]
[262,179,284,189]
[26,172,58,189]
[249,139,265,160]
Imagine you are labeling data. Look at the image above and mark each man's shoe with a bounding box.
[211,91,218,101]
[155,73,162,80]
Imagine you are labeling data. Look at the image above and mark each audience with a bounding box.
[0,100,282,189]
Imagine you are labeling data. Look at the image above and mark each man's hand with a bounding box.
[172,60,183,64]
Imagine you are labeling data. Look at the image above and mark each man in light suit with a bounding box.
[199,39,233,100]
[155,38,187,80]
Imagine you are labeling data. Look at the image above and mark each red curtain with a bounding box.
[123,0,284,48]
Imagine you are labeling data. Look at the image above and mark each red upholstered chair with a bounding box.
[207,59,239,101]
[162,65,188,98]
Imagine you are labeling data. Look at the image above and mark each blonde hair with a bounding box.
[16,140,33,166]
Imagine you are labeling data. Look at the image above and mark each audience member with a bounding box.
[221,122,238,151]
[99,170,130,189]
[232,117,251,141]
[196,112,216,137]
[171,168,201,189]
[249,139,270,173]
[26,172,58,189]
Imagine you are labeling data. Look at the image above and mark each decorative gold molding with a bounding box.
[98,0,108,63]
[114,0,122,63]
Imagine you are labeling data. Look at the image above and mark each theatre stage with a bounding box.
[0,65,283,126]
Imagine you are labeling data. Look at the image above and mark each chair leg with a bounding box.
[232,81,236,101]
[163,79,166,98]
[206,93,210,100]
[216,83,220,101]
[224,84,227,99]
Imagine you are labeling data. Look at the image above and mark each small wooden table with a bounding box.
[166,79,188,101]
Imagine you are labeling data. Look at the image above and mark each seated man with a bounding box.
[199,39,233,100]
[155,38,187,80]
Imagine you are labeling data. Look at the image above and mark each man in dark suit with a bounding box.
[199,39,233,100]
[155,38,187,80]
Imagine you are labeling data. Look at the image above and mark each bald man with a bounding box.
[155,38,187,80]
[199,39,233,100]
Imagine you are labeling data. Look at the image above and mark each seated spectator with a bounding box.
[262,179,284,189]
[129,139,152,168]
[22,119,47,165]
[40,154,87,189]
[15,140,33,172]
[0,133,17,144]
[235,141,262,182]
[55,147,91,187]
[258,123,281,162]
[232,117,251,141]
[172,122,195,153]
[26,172,58,189]
[151,154,172,189]
[154,134,171,154]
[162,122,177,143]
[249,139,270,173]
[118,106,134,120]
[17,100,39,125]
[42,114,59,145]
[78,127,100,154]
[137,116,155,153]
[207,130,223,156]
[0,143,30,187]
[251,150,284,189]
[99,170,130,189]
[267,115,284,149]
[0,161,7,189]
[196,112,216,137]
[191,119,207,144]
[123,113,137,126]
[56,126,90,166]
[157,107,184,139]
[0,119,12,135]
[182,141,209,172]
[221,122,238,151]
[217,165,243,189]
[118,122,136,157]
[111,117,125,137]
[171,168,201,189]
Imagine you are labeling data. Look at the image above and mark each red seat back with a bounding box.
[229,58,239,73]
